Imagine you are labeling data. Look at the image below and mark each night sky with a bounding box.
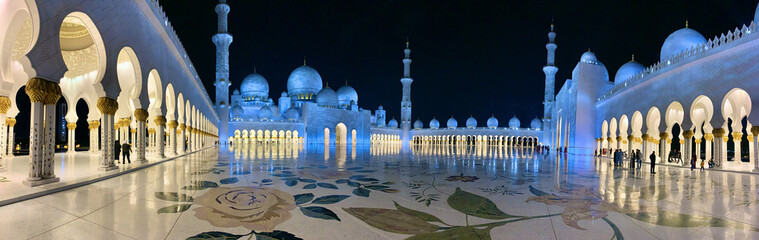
[158,0,757,126]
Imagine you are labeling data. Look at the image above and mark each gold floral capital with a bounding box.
[66,123,76,130]
[694,139,702,144]
[0,96,11,114]
[682,130,694,139]
[26,77,61,104]
[732,132,743,140]
[752,126,759,136]
[6,118,16,127]
[179,124,186,130]
[96,97,118,115]
[168,120,178,129]
[134,109,149,122]
[131,129,137,134]
[154,116,167,126]
[713,128,725,137]
[704,133,714,141]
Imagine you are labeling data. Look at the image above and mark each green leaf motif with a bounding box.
[232,171,251,175]
[303,184,317,189]
[393,201,444,223]
[317,183,338,189]
[406,226,491,240]
[294,193,315,205]
[299,178,317,183]
[365,185,389,190]
[447,187,518,219]
[347,181,361,187]
[342,207,439,234]
[254,230,303,240]
[353,187,370,197]
[155,192,194,202]
[311,195,350,204]
[219,177,239,184]
[300,206,341,221]
[157,204,192,214]
[187,231,245,240]
[285,179,298,187]
[182,181,220,190]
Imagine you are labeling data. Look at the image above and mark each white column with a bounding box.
[97,98,118,171]
[178,124,186,154]
[66,123,75,153]
[42,96,58,181]
[154,116,165,159]
[135,109,148,163]
[24,101,45,183]
[168,120,177,156]
[7,118,15,157]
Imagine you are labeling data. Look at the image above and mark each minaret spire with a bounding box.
[400,39,414,144]
[213,0,233,141]
[542,20,559,148]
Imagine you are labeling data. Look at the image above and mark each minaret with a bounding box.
[543,22,558,147]
[213,0,233,142]
[400,40,413,143]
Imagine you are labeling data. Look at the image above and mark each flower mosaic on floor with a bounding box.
[142,144,759,239]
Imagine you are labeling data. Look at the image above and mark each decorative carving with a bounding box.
[682,130,694,139]
[713,128,725,137]
[134,109,149,122]
[66,123,76,130]
[752,126,759,136]
[26,77,61,104]
[179,124,186,130]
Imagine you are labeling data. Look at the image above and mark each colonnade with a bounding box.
[232,129,302,143]
[597,88,759,172]
[410,135,539,147]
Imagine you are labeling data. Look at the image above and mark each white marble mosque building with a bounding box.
[553,4,759,172]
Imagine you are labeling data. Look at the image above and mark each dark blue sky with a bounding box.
[160,0,756,126]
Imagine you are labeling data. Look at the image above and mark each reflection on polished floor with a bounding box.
[2,142,759,239]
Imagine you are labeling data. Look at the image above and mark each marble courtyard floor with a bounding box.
[2,143,759,239]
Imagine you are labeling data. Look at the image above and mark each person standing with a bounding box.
[114,140,121,164]
[650,151,656,174]
[630,150,636,169]
[700,159,705,171]
[690,155,696,171]
[636,150,642,170]
[122,141,132,164]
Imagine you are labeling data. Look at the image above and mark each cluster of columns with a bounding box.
[596,126,759,172]
[411,135,538,147]
[22,78,62,186]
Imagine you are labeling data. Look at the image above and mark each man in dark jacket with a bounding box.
[122,142,132,164]
[650,151,656,174]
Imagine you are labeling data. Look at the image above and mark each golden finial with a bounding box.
[325,82,329,88]
[406,37,409,48]
[685,20,689,28]
[550,17,554,31]
[253,65,257,73]
[345,79,348,85]
[303,56,307,66]
[631,54,635,62]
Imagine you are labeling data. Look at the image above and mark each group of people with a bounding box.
[114,140,133,164]
[603,148,713,173]
[611,149,656,173]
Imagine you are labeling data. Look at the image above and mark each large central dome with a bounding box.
[287,65,323,96]
[240,73,269,98]
[660,27,706,61]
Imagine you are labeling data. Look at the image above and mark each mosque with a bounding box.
[216,1,543,147]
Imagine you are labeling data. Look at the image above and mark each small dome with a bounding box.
[230,104,243,119]
[580,51,598,64]
[755,4,759,24]
[287,65,323,96]
[508,116,520,128]
[336,85,358,106]
[284,107,300,121]
[660,27,706,61]
[614,58,645,84]
[240,73,269,97]
[487,115,498,128]
[378,105,384,110]
[413,119,423,129]
[531,118,542,130]
[233,89,240,95]
[388,118,399,128]
[376,116,386,127]
[447,117,458,129]
[258,106,273,120]
[281,91,288,97]
[315,87,339,107]
[466,116,477,128]
[429,118,440,129]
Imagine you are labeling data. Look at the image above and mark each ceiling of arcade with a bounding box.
[60,17,97,78]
